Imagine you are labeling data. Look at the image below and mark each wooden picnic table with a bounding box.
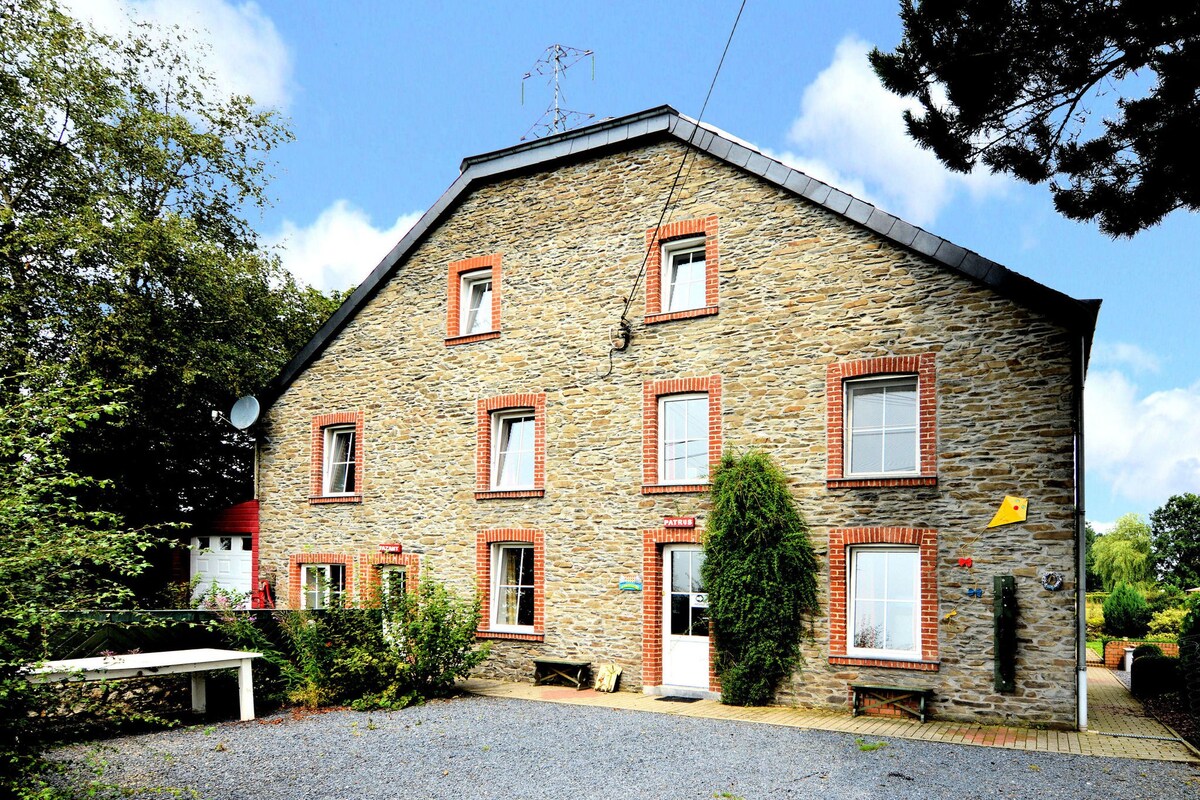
[28,648,262,721]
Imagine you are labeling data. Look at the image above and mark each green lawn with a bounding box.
[1086,640,1103,658]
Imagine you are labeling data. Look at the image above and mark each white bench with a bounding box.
[28,648,262,721]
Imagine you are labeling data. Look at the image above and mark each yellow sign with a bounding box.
[988,496,1028,528]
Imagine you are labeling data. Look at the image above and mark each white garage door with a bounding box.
[190,535,253,605]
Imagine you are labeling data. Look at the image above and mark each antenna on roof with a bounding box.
[521,44,595,140]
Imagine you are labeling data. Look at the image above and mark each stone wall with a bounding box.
[256,139,1083,727]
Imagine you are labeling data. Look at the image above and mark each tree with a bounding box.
[869,2,1200,236]
[1084,521,1103,591]
[0,0,341,534]
[702,452,820,706]
[1102,582,1151,638]
[1150,493,1200,589]
[1091,513,1152,590]
[0,372,161,797]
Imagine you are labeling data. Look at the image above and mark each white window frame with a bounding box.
[300,563,346,610]
[378,565,408,641]
[658,393,709,485]
[844,375,920,477]
[660,236,707,313]
[846,546,921,660]
[322,424,357,495]
[490,543,536,633]
[490,408,536,490]
[459,269,494,335]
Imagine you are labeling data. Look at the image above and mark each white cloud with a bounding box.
[775,36,1008,226]
[1088,520,1117,534]
[64,0,292,109]
[1091,341,1162,375]
[1086,366,1200,506]
[268,201,421,292]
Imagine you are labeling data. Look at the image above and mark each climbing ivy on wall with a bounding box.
[702,451,820,706]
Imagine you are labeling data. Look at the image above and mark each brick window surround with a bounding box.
[641,528,719,692]
[310,411,364,503]
[476,393,546,499]
[828,527,939,671]
[476,528,545,641]
[446,254,502,345]
[826,354,937,488]
[362,551,421,602]
[644,215,719,324]
[642,376,722,494]
[287,553,352,609]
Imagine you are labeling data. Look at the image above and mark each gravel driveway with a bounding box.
[53,694,1200,799]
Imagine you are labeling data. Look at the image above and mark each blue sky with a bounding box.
[73,0,1200,529]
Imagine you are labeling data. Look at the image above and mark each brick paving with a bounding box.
[461,666,1199,763]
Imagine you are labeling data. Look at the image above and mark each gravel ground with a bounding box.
[51,695,1200,800]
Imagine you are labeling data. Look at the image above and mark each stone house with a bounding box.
[251,106,1100,728]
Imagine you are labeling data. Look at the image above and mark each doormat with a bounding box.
[657,696,701,703]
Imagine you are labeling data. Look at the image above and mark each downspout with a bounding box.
[1075,333,1088,730]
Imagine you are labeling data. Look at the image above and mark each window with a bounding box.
[848,548,919,657]
[475,393,546,498]
[323,425,357,494]
[644,215,719,323]
[825,355,936,487]
[447,254,501,344]
[300,563,346,610]
[845,377,917,476]
[659,394,709,484]
[642,376,721,494]
[662,238,706,313]
[491,543,535,631]
[310,411,364,502]
[492,410,535,489]
[459,270,493,335]
[827,527,938,670]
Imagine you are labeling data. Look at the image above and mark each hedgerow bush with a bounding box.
[1131,655,1181,698]
[702,451,819,706]
[1103,582,1152,638]
[1149,606,1188,637]
[1131,643,1164,660]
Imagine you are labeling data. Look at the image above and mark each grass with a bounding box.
[855,737,887,752]
[1086,640,1103,658]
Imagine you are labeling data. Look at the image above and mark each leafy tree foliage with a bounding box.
[1083,521,1103,590]
[1102,581,1151,638]
[0,0,340,533]
[1150,493,1200,589]
[0,372,162,798]
[870,2,1200,236]
[1092,513,1152,590]
[702,451,819,706]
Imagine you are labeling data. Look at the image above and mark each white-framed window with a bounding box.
[491,409,535,490]
[847,547,920,659]
[845,376,918,476]
[300,563,346,610]
[658,393,709,484]
[661,237,707,313]
[378,565,408,639]
[490,543,535,632]
[322,425,357,495]
[459,270,494,335]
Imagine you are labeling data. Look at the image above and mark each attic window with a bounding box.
[644,216,719,324]
[446,254,502,345]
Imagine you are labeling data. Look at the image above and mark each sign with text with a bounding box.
[663,516,696,529]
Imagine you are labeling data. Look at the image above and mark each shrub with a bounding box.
[1102,582,1152,637]
[1181,596,1200,721]
[1085,597,1105,637]
[702,451,819,706]
[1131,643,1164,660]
[1130,655,1181,698]
[1149,606,1189,637]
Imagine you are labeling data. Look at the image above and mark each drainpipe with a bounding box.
[1075,333,1088,731]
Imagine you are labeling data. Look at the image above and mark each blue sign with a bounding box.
[618,579,643,592]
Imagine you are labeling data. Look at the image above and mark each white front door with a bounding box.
[190,535,253,603]
[662,544,710,689]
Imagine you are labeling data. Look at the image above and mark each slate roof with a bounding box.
[265,105,1100,406]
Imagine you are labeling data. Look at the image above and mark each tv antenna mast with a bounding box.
[521,43,595,140]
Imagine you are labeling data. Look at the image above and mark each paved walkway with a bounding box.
[462,666,1199,763]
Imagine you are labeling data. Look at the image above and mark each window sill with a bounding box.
[475,489,545,500]
[644,306,719,325]
[641,483,710,495]
[475,629,544,642]
[827,476,937,489]
[829,655,940,671]
[446,330,501,346]
[309,494,363,505]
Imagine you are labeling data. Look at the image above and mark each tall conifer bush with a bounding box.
[702,451,819,705]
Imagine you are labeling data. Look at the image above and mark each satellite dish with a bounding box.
[229,396,260,430]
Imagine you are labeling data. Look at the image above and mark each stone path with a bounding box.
[461,666,1199,763]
